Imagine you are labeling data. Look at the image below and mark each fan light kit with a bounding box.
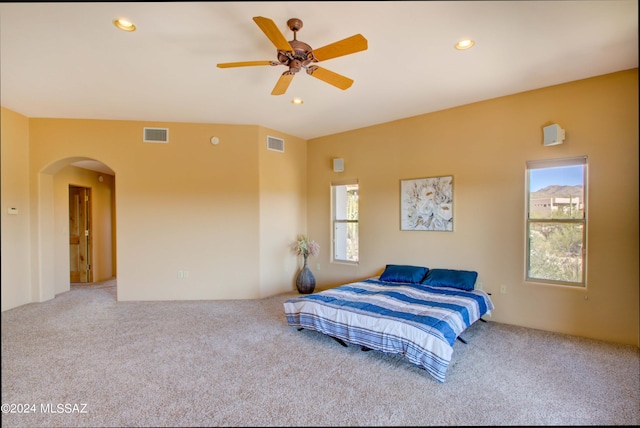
[217,17,368,96]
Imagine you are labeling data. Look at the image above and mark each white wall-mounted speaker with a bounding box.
[333,158,344,172]
[543,124,565,146]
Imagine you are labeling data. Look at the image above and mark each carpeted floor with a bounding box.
[1,278,638,427]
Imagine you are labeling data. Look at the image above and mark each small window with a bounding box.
[525,156,587,286]
[332,181,359,263]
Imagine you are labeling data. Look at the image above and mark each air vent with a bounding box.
[267,136,284,152]
[143,127,169,143]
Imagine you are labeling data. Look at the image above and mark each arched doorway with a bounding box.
[35,156,116,301]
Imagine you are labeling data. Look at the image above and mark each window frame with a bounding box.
[525,156,588,287]
[331,180,359,264]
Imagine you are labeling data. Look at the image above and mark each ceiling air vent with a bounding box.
[267,136,284,152]
[143,127,169,143]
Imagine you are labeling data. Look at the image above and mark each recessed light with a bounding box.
[291,98,304,105]
[455,39,475,50]
[113,18,136,32]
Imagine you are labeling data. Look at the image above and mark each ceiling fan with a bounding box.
[217,16,368,96]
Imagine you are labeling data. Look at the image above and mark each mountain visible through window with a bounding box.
[526,158,587,286]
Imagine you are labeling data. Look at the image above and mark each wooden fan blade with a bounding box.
[308,67,353,90]
[217,60,274,68]
[271,73,295,96]
[311,34,368,62]
[253,16,294,53]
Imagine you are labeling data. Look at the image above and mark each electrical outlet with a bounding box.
[183,270,189,278]
[476,281,483,290]
[500,285,507,294]
[316,263,321,270]
[177,270,183,279]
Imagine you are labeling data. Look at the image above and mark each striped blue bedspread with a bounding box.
[283,278,494,382]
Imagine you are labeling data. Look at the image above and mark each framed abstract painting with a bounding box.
[400,175,453,231]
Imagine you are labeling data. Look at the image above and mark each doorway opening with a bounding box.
[69,185,93,283]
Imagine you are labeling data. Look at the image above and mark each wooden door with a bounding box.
[69,186,92,283]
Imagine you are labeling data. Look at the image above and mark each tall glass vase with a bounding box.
[296,254,316,294]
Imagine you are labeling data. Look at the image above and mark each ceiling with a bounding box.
[1,1,637,144]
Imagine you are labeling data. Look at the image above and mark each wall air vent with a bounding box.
[143,127,169,143]
[267,136,284,152]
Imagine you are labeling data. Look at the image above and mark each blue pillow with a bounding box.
[379,264,429,284]
[421,268,478,291]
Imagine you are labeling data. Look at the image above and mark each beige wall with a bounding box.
[258,128,308,298]
[306,69,639,346]
[1,69,637,347]
[0,113,307,307]
[1,108,32,311]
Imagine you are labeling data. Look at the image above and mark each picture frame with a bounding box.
[400,175,453,231]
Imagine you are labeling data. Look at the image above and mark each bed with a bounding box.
[283,264,495,383]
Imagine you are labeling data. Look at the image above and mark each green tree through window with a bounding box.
[526,157,587,286]
[332,182,358,263]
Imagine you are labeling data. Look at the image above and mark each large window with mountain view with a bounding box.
[526,156,587,286]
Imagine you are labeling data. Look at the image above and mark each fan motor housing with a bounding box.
[278,40,313,63]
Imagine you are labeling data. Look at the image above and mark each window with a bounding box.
[332,181,359,263]
[526,156,587,286]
